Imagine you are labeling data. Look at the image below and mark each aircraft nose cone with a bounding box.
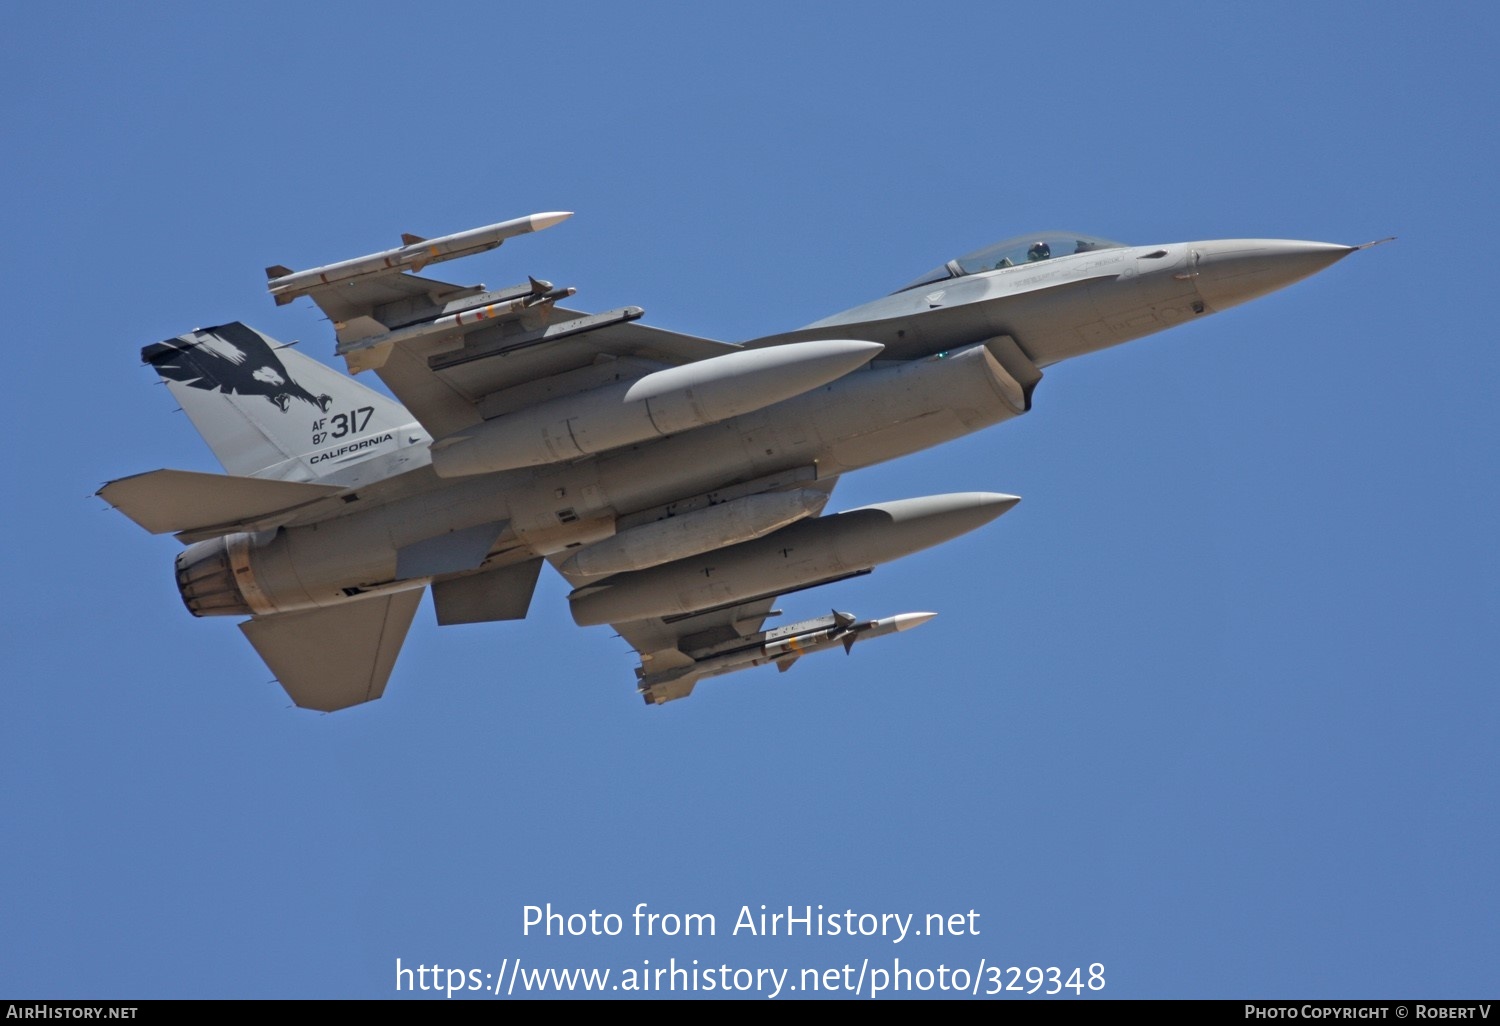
[1191,239,1353,312]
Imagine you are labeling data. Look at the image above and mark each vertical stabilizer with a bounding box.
[142,322,428,482]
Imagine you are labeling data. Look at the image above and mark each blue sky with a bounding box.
[3,1,1495,1000]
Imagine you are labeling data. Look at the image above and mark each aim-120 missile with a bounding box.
[570,492,1019,626]
[265,212,573,304]
[639,610,938,699]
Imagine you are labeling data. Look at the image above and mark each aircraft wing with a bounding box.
[298,272,485,325]
[271,214,744,439]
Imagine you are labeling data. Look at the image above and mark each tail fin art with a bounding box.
[143,322,428,482]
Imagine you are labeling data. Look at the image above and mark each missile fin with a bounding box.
[401,233,427,246]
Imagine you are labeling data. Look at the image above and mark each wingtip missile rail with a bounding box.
[265,211,573,305]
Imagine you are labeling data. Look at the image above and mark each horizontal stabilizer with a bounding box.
[431,558,543,625]
[98,469,341,535]
[240,589,423,712]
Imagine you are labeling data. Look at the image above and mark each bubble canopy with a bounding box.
[895,232,1127,293]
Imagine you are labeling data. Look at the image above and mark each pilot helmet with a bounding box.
[1027,241,1051,261]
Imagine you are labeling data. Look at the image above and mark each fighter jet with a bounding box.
[98,214,1386,710]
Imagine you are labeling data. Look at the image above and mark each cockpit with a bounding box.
[894,232,1127,293]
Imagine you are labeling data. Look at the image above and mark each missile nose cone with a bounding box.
[529,211,574,231]
[892,611,938,631]
[1190,239,1354,312]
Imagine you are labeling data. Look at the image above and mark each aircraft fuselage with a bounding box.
[179,237,1353,621]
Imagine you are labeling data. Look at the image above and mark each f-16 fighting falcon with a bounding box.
[99,212,1387,710]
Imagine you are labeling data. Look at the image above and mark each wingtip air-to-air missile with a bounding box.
[99,213,1388,711]
[264,211,574,304]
